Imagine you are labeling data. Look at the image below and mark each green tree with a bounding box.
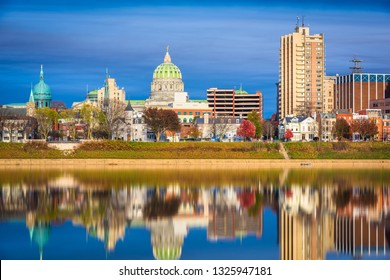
[34,107,59,140]
[333,118,351,141]
[247,110,263,139]
[80,104,100,140]
[143,107,180,141]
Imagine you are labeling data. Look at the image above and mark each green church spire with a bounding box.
[40,64,44,80]
[29,84,35,103]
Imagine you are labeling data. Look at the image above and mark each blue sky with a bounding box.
[1,0,389,118]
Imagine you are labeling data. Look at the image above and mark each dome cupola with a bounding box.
[32,65,52,108]
[149,47,184,104]
[153,47,182,79]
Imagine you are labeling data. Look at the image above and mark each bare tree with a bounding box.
[103,99,126,139]
[209,115,236,141]
[263,120,274,140]
[294,102,316,117]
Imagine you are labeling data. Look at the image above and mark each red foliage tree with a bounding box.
[236,120,255,141]
[237,191,256,208]
[284,129,293,141]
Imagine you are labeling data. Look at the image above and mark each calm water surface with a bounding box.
[0,167,389,260]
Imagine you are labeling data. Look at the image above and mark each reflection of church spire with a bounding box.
[29,221,51,260]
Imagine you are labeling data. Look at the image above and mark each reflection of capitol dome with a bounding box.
[149,47,184,104]
[153,247,182,260]
[150,219,184,260]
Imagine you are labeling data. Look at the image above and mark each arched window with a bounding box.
[183,118,187,123]
[189,118,193,123]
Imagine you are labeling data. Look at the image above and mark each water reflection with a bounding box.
[0,168,389,260]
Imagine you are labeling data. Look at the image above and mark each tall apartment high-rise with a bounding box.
[278,20,325,119]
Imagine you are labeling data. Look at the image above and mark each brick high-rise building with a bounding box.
[207,87,262,120]
[335,73,390,113]
[278,21,325,119]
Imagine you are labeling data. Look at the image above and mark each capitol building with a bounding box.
[147,47,184,106]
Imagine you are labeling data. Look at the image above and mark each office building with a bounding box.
[278,21,325,118]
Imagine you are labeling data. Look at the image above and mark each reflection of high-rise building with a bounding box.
[334,216,389,257]
[208,206,262,241]
[333,188,390,257]
[278,187,332,260]
[208,189,263,241]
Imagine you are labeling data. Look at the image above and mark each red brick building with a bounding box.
[335,73,390,113]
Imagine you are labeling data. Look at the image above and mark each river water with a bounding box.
[0,167,389,260]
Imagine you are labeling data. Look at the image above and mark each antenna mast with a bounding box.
[350,56,363,73]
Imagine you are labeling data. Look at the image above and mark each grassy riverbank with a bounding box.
[0,141,283,159]
[285,142,390,159]
[0,141,389,160]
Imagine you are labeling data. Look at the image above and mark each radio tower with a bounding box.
[350,57,363,73]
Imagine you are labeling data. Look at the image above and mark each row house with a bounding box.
[316,113,336,142]
[278,116,318,142]
[195,115,244,142]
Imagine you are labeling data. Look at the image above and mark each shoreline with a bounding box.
[0,159,389,169]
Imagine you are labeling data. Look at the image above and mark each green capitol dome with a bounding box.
[32,65,52,108]
[153,50,182,79]
[149,47,185,103]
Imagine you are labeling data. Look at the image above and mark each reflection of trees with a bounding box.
[248,192,263,217]
[333,189,352,209]
[144,196,181,220]
[355,189,377,207]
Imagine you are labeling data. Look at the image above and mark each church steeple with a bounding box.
[164,46,171,63]
[29,85,35,103]
[40,64,44,80]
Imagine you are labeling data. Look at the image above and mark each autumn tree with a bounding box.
[350,119,378,141]
[247,110,263,139]
[284,129,293,141]
[188,124,201,139]
[143,107,180,141]
[333,118,351,141]
[236,120,255,141]
[34,107,59,140]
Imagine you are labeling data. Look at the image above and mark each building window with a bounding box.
[189,112,193,115]
[183,118,187,123]
[184,112,187,115]
[178,112,181,115]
